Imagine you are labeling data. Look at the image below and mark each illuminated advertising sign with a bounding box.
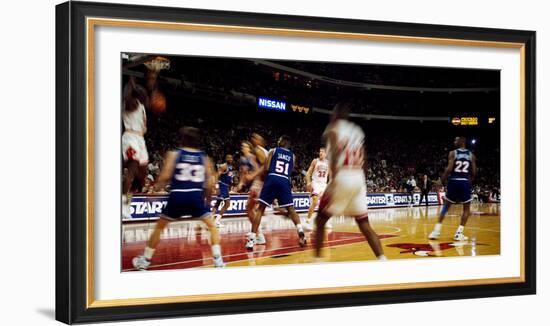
[125,192,442,221]
[258,97,286,111]
[290,104,310,114]
[451,116,479,126]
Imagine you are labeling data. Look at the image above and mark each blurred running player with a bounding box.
[314,102,386,260]
[132,127,224,270]
[245,133,269,245]
[236,141,256,194]
[121,77,150,219]
[212,154,234,227]
[429,136,477,241]
[305,147,330,229]
[246,135,306,250]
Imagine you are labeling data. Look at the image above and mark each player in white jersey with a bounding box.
[305,147,330,229]
[246,133,269,245]
[314,102,386,261]
[122,77,149,219]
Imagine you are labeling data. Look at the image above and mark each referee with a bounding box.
[406,175,416,207]
[418,174,432,206]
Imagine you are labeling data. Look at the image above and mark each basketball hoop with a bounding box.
[144,56,170,91]
[144,56,170,72]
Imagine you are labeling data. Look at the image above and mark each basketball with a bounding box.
[150,89,166,115]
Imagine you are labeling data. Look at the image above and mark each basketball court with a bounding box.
[122,203,500,271]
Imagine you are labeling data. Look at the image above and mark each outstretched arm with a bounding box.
[306,159,316,185]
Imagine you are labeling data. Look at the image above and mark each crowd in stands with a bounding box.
[124,54,500,201]
[134,107,500,201]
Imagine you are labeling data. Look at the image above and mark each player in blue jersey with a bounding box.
[132,127,225,270]
[246,135,306,250]
[429,136,477,241]
[212,154,234,227]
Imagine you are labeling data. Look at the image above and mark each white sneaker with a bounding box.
[213,256,225,268]
[256,233,266,245]
[298,231,307,247]
[132,255,151,270]
[245,233,256,251]
[453,232,469,241]
[428,230,440,240]
[122,195,132,219]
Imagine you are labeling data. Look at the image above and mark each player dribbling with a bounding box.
[132,127,225,270]
[314,102,387,261]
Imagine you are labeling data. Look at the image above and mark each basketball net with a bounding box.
[144,56,170,72]
[144,56,170,91]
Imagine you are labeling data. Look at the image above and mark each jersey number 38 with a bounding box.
[175,163,205,182]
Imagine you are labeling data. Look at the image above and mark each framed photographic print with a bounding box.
[56,1,536,324]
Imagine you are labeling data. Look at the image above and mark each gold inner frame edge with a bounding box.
[85,17,526,309]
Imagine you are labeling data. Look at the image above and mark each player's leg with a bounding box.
[219,199,231,217]
[354,214,386,260]
[429,200,452,240]
[212,198,222,215]
[453,202,470,241]
[122,160,140,219]
[246,202,267,250]
[346,179,386,260]
[132,217,170,270]
[314,206,330,258]
[202,214,225,267]
[305,194,318,230]
[122,160,138,195]
[286,206,306,247]
[245,193,256,224]
[277,182,306,247]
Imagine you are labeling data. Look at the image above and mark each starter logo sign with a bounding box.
[126,192,442,221]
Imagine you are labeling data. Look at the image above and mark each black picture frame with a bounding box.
[56,1,536,324]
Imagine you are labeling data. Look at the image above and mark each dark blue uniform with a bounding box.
[258,147,294,207]
[446,148,473,203]
[217,164,233,200]
[162,148,210,220]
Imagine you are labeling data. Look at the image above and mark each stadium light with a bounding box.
[471,139,477,144]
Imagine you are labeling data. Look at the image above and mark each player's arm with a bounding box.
[237,159,254,191]
[441,150,456,183]
[204,156,215,199]
[154,151,178,192]
[306,159,316,185]
[262,149,274,177]
[470,153,477,181]
[255,147,267,166]
[326,130,340,175]
[216,163,227,178]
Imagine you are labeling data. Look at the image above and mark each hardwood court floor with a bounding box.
[121,203,500,271]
